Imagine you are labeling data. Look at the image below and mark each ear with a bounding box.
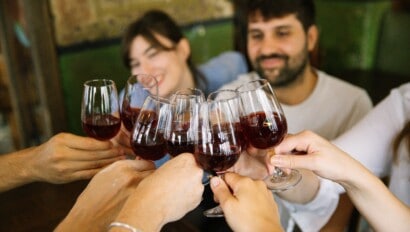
[176,38,191,60]
[307,25,318,52]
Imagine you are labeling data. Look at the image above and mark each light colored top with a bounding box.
[200,51,248,95]
[333,82,410,206]
[220,70,373,139]
[220,70,373,231]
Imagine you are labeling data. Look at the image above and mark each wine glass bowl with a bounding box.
[81,79,121,140]
[237,79,301,191]
[165,88,205,157]
[121,74,158,132]
[130,95,170,161]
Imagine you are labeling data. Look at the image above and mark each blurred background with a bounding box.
[0,0,409,230]
[1,0,409,151]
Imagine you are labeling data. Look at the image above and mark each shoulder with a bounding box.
[317,70,371,99]
[199,51,248,94]
[218,72,257,90]
[199,51,247,75]
[387,82,410,117]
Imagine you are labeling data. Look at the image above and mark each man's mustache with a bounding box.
[256,54,288,63]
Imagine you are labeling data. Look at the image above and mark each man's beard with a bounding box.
[254,48,309,88]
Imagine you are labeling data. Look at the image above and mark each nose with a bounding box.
[260,36,280,55]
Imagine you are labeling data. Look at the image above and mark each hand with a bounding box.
[55,159,155,231]
[229,145,270,180]
[111,126,135,159]
[210,173,282,232]
[28,133,126,184]
[114,153,204,231]
[271,130,364,184]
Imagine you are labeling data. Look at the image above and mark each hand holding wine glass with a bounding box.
[81,79,121,141]
[237,79,301,191]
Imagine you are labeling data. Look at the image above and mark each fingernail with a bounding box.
[210,177,220,187]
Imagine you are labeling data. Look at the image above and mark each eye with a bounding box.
[129,61,140,69]
[248,31,263,41]
[276,29,290,38]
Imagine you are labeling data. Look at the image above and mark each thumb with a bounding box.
[210,176,233,205]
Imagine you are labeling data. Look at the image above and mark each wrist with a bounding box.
[114,206,164,232]
[20,146,41,182]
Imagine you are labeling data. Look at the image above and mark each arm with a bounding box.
[271,130,410,232]
[110,153,204,232]
[210,173,283,232]
[55,159,155,232]
[0,133,125,192]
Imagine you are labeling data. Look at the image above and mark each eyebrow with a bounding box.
[248,24,292,33]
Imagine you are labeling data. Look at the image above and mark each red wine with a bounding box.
[234,122,247,150]
[82,114,121,140]
[131,110,166,160]
[194,144,240,172]
[121,105,141,131]
[131,140,167,161]
[167,140,195,157]
[240,111,287,149]
[166,130,195,157]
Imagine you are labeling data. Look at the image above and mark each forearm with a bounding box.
[342,169,410,232]
[110,194,164,232]
[277,169,319,204]
[0,148,37,192]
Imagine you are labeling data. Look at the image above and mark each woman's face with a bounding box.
[128,33,192,98]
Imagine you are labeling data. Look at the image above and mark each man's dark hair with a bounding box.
[246,0,316,31]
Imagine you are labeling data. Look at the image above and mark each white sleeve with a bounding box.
[332,85,408,177]
[280,178,342,232]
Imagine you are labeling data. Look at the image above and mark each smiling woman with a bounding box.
[121,10,206,99]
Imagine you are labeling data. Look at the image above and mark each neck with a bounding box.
[274,65,317,105]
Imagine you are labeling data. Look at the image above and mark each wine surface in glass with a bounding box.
[82,114,121,140]
[240,111,287,149]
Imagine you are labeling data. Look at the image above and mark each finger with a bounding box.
[57,133,115,151]
[270,154,316,171]
[274,131,317,155]
[55,168,102,183]
[64,156,125,173]
[65,146,125,161]
[221,172,246,193]
[210,176,234,205]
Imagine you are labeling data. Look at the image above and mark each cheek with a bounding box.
[247,44,259,61]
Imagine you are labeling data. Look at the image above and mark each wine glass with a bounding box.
[165,88,205,157]
[121,74,158,132]
[194,90,242,217]
[130,95,170,161]
[237,79,302,191]
[81,79,121,140]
